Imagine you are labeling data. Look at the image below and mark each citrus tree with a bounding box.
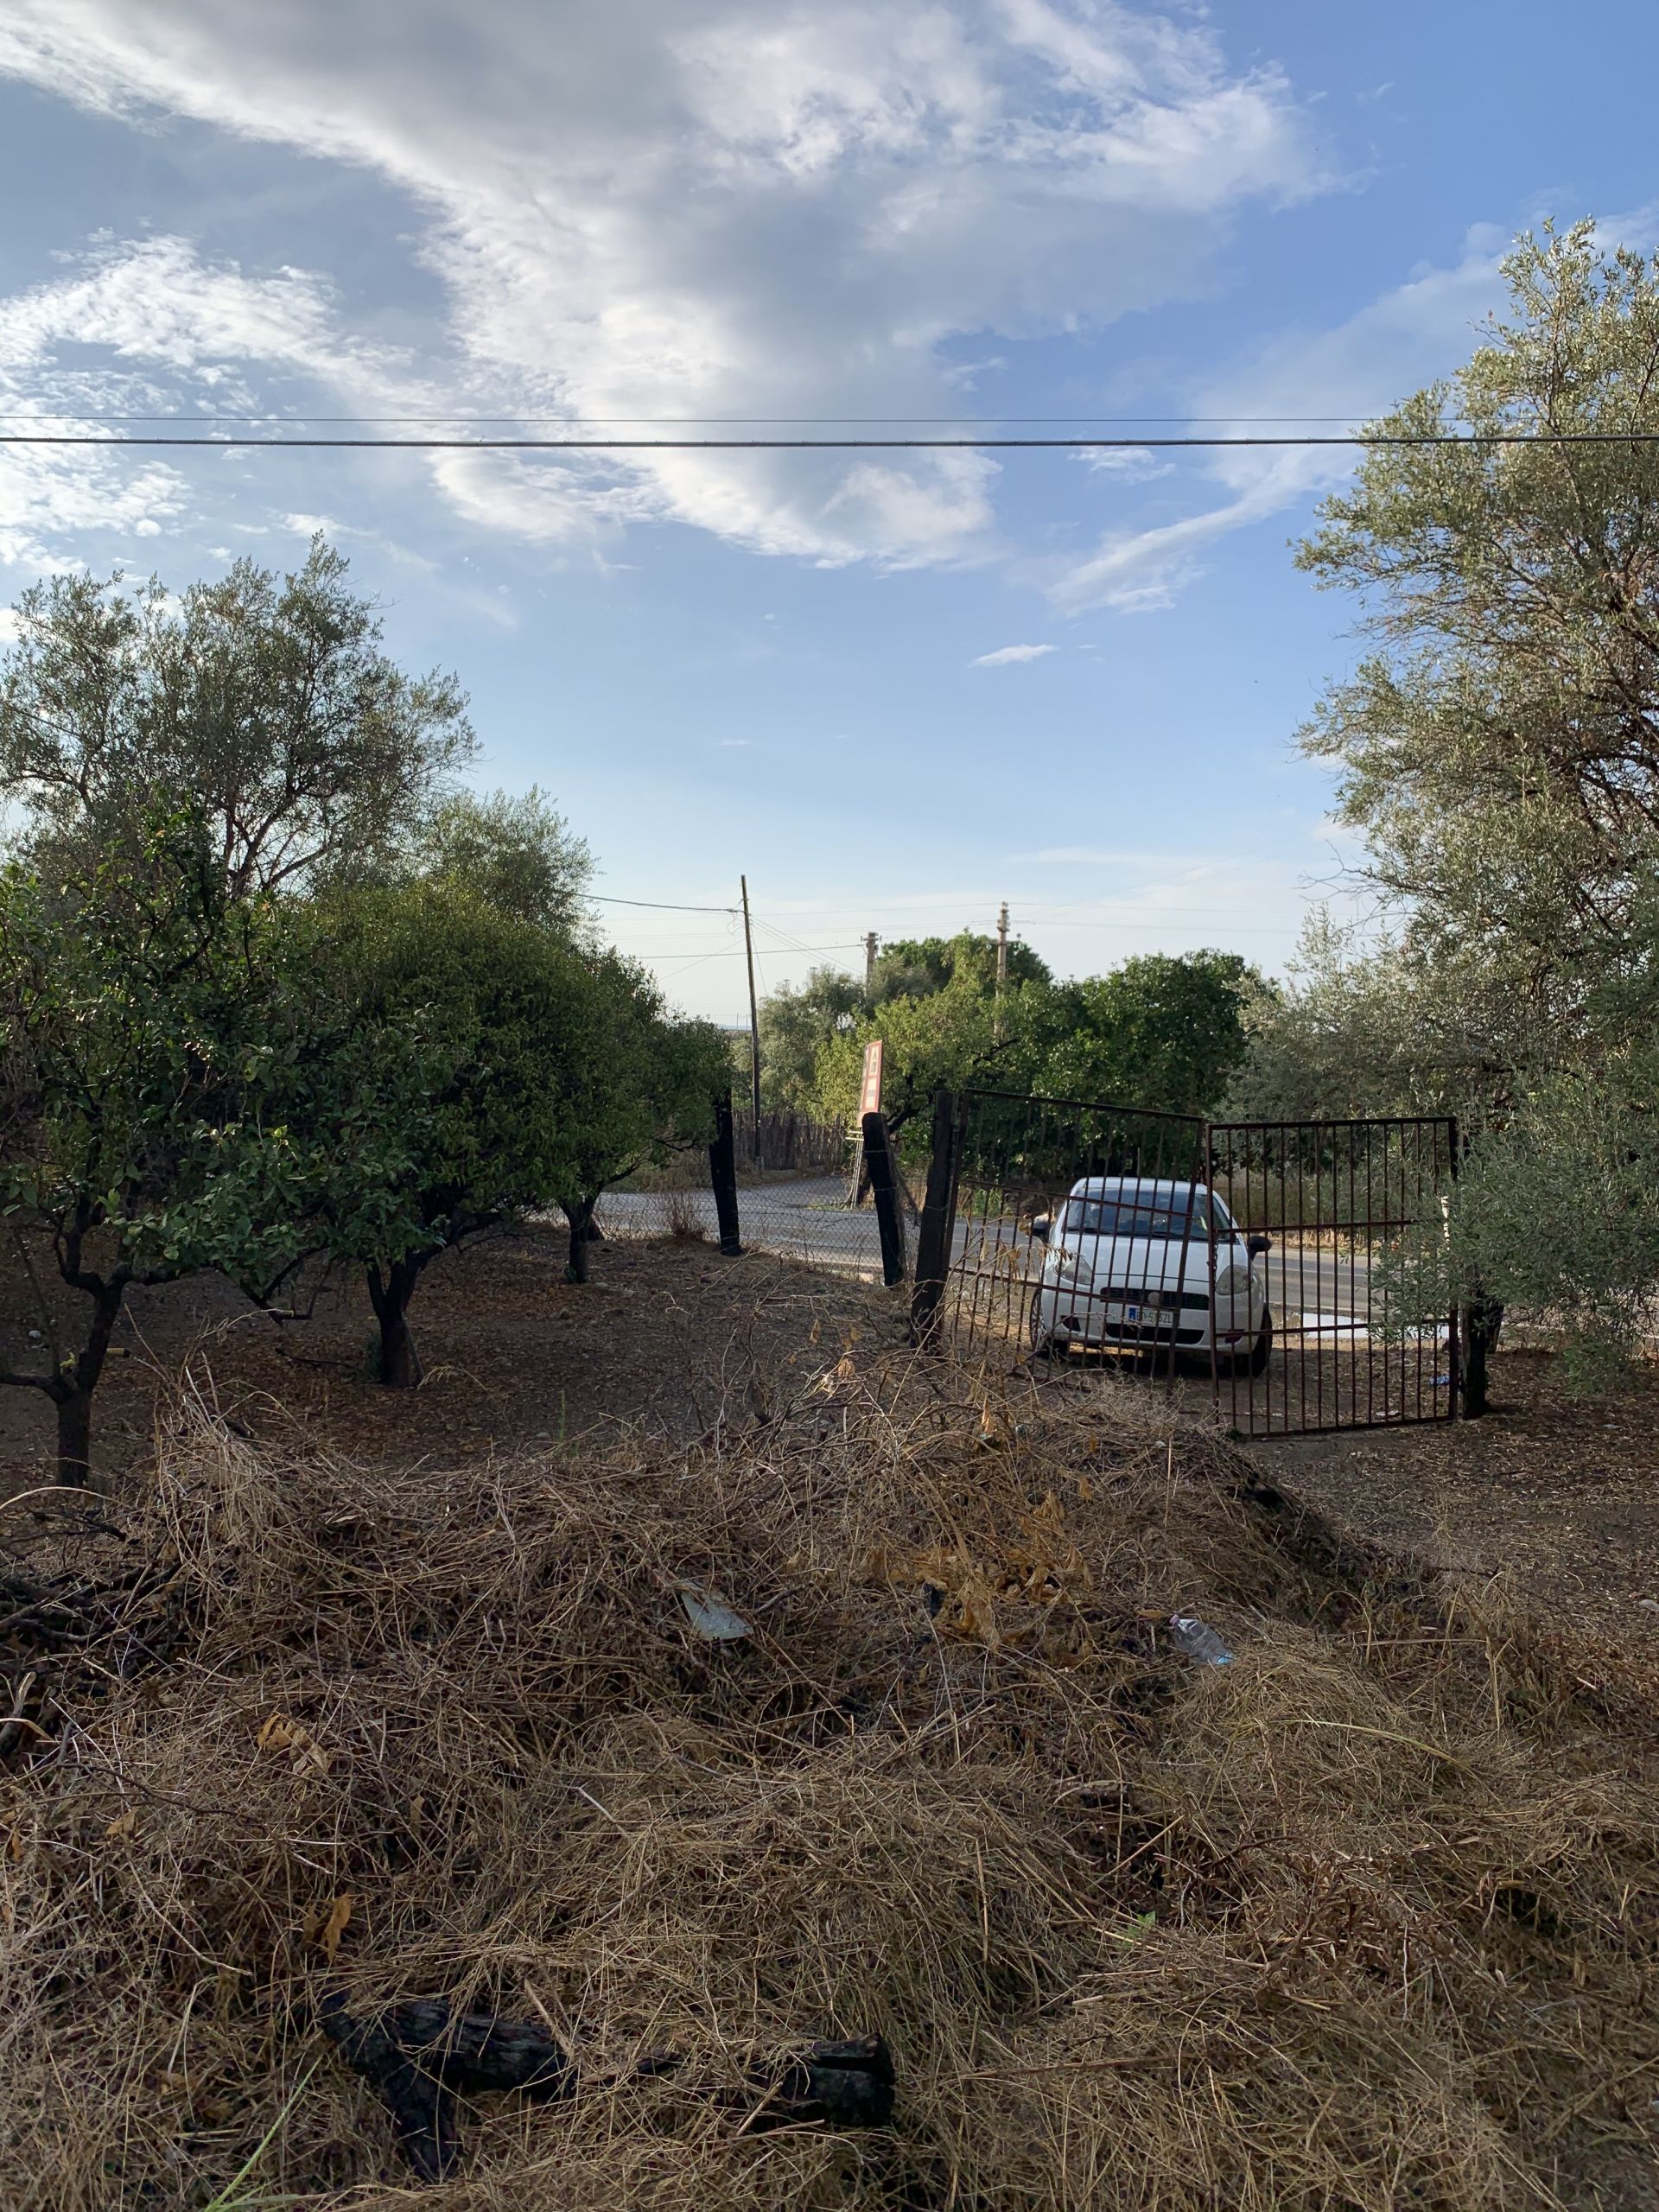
[0,811,402,1481]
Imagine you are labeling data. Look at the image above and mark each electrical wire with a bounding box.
[0,410,1433,426]
[578,891,739,912]
[2,429,1656,450]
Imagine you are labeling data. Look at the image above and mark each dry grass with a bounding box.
[1,1346,1656,2209]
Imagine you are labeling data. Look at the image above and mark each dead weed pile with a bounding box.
[1,1353,1656,2210]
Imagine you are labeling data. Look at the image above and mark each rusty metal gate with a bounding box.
[910,1090,1460,1436]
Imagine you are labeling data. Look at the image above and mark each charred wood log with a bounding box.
[317,1997,461,2183]
[319,1995,893,2183]
[744,2033,897,2131]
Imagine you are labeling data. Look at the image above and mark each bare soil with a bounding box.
[1258,1348,1659,1633]
[0,1225,899,1502]
[3,1229,1655,1637]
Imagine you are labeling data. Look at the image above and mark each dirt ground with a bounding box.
[3,1229,1656,1632]
[1261,1348,1659,1632]
[0,1224,899,1500]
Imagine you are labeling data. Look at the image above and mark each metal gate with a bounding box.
[911,1090,1459,1436]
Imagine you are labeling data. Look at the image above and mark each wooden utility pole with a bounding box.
[863,931,879,997]
[741,874,762,1157]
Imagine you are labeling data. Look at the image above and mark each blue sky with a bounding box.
[0,1,1656,1020]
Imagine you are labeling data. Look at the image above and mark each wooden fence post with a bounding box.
[909,1089,958,1345]
[861,1110,907,1287]
[708,1092,743,1256]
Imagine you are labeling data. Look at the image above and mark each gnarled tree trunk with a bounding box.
[564,1197,597,1285]
[366,1255,426,1389]
[53,1283,124,1485]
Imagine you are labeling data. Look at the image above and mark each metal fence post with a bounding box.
[909,1089,958,1344]
[861,1109,907,1287]
[707,1091,743,1256]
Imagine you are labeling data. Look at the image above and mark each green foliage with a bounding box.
[0,810,359,1294]
[758,965,866,1112]
[1297,222,1659,1046]
[1453,1064,1659,1391]
[873,932,1049,1001]
[1021,950,1257,1117]
[1268,224,1659,1391]
[401,785,592,933]
[792,940,1256,1142]
[0,807,410,1470]
[543,947,729,1216]
[0,537,475,896]
[324,884,588,1264]
[814,967,1010,1140]
[1224,918,1528,1125]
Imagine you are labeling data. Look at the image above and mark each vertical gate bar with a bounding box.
[1363,1119,1375,1431]
[1342,1121,1353,1430]
[1210,1124,1224,1428]
[1413,1122,1424,1420]
[1299,1124,1310,1439]
[1446,1117,1460,1419]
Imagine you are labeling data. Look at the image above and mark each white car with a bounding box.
[1028,1176,1272,1372]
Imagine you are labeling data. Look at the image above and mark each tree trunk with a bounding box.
[56,1388,94,1487]
[54,1283,124,1485]
[565,1198,594,1285]
[1461,1293,1503,1419]
[367,1258,425,1389]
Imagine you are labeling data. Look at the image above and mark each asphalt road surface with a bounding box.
[597,1180,1379,1329]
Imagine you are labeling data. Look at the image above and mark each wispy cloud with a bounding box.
[0,0,1325,570]
[1044,214,1659,614]
[973,641,1056,666]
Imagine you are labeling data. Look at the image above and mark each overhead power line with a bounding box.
[0,410,1431,426]
[579,891,739,913]
[3,430,1657,451]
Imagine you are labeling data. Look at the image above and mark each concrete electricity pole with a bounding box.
[863,931,879,998]
[995,902,1009,1039]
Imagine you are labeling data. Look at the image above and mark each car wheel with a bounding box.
[1241,1309,1272,1376]
[1028,1288,1054,1358]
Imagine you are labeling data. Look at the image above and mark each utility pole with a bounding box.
[741,874,762,1158]
[863,930,879,998]
[995,901,1009,1039]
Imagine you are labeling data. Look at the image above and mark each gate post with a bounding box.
[862,1109,908,1287]
[707,1090,743,1256]
[1205,1122,1222,1424]
[909,1089,959,1345]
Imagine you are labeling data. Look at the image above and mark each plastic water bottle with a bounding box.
[1167,1614,1232,1666]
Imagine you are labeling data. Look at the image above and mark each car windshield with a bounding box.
[1063,1192,1213,1241]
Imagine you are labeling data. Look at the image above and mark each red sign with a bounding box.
[860,1038,884,1118]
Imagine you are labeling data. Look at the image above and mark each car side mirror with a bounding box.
[1246,1232,1271,1257]
[1030,1214,1050,1243]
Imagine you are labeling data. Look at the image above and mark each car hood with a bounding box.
[1050,1235,1241,1291]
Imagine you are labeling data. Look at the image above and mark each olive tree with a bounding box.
[0,537,475,895]
[399,785,592,932]
[1297,222,1659,1043]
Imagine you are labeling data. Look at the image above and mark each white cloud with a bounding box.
[973,640,1056,664]
[0,0,1325,568]
[0,234,407,570]
[1054,226,1518,611]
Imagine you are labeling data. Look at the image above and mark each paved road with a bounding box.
[598,1177,884,1271]
[598,1180,1380,1328]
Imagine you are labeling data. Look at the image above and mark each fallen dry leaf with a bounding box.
[256,1713,331,1777]
[315,1891,354,1962]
